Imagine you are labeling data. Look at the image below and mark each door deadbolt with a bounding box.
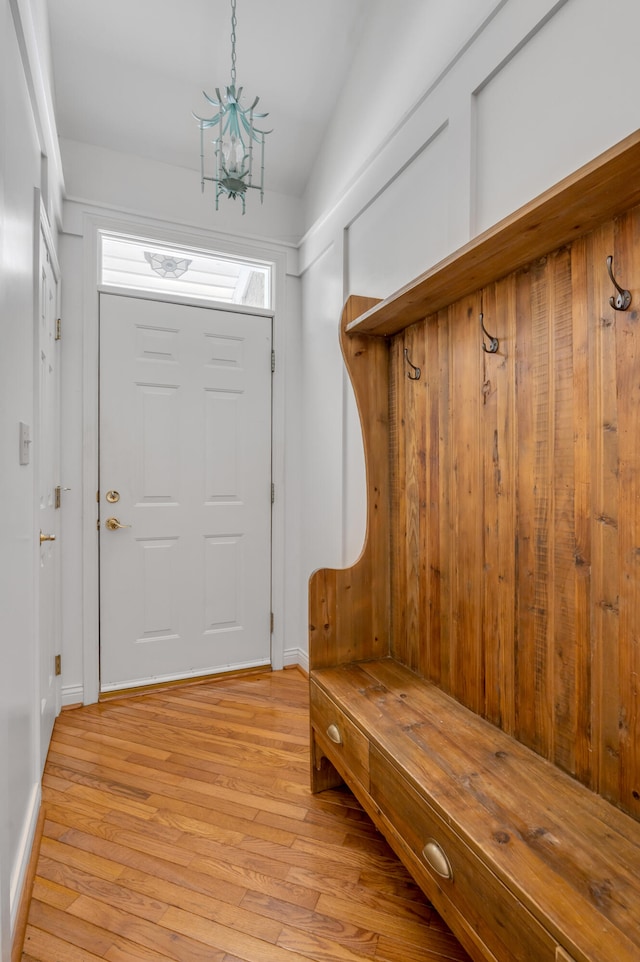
[106,490,120,503]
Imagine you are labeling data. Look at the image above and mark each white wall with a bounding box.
[298,0,640,638]
[304,0,500,227]
[60,138,303,248]
[0,7,11,950]
[0,0,63,954]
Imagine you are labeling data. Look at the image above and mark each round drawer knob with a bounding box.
[326,723,343,745]
[422,839,453,880]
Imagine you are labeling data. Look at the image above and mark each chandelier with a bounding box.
[194,0,271,214]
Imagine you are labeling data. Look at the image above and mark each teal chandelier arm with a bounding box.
[195,87,270,139]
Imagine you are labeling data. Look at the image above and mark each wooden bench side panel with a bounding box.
[308,295,391,671]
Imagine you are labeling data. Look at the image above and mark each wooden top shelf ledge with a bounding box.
[348,128,640,336]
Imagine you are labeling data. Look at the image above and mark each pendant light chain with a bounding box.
[230,0,237,88]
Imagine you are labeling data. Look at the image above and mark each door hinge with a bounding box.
[55,317,61,341]
[271,483,275,504]
[270,612,274,634]
[271,350,276,373]
[54,654,61,676]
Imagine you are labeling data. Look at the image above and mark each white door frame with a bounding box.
[80,212,288,704]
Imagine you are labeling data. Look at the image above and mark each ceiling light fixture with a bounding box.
[194,0,271,214]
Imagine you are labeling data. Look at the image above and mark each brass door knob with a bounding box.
[40,531,56,544]
[105,517,131,531]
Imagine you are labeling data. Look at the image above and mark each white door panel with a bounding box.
[38,223,61,769]
[99,294,272,691]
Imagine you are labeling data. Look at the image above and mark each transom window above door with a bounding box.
[100,232,272,310]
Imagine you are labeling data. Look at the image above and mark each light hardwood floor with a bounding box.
[21,668,470,962]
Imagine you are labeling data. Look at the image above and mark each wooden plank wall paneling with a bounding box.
[616,211,640,816]
[481,274,517,736]
[389,207,640,819]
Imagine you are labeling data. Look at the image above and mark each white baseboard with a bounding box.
[10,781,41,935]
[99,659,272,694]
[283,647,309,673]
[63,653,308,705]
[62,684,84,707]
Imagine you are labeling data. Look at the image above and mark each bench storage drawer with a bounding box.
[369,745,558,962]
[310,678,369,791]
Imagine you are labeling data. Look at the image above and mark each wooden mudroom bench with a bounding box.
[311,659,640,962]
[309,130,640,962]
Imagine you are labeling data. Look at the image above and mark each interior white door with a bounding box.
[38,222,61,770]
[99,294,273,691]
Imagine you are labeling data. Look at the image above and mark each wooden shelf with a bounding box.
[347,128,640,337]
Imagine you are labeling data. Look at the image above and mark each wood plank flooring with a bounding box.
[22,669,470,962]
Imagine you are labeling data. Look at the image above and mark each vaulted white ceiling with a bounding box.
[47,0,370,199]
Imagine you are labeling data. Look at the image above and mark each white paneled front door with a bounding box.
[99,294,273,691]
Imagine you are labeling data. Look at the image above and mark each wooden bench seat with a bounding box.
[310,658,640,962]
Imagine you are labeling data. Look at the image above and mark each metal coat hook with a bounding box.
[480,313,499,354]
[404,348,421,380]
[606,255,632,311]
